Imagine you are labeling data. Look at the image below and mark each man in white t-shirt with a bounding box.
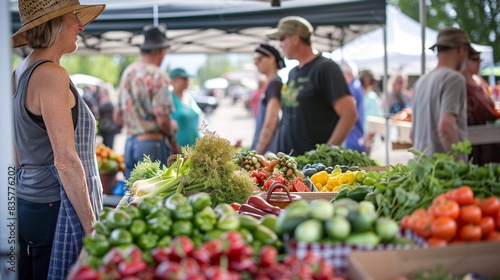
[411,27,476,161]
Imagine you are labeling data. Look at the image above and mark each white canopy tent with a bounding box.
[332,6,495,81]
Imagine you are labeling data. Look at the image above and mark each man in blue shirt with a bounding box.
[341,61,365,152]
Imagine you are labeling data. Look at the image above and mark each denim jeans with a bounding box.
[124,136,171,179]
[18,199,60,280]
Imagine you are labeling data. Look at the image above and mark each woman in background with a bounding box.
[251,44,285,155]
[170,68,202,147]
[387,73,411,115]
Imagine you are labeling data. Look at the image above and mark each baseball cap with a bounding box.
[429,27,478,54]
[266,16,313,40]
[169,68,191,79]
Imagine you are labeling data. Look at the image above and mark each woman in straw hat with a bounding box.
[12,0,105,279]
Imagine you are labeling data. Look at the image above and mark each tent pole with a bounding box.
[0,0,17,279]
[383,24,389,166]
[419,0,427,75]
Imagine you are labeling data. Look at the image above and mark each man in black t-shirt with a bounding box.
[266,16,358,156]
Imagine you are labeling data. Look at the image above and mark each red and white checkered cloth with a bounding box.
[285,230,427,276]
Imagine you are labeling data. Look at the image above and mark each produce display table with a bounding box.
[367,116,500,146]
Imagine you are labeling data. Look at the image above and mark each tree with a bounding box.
[389,0,499,63]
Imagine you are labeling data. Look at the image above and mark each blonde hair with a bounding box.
[25,15,64,49]
[388,73,408,93]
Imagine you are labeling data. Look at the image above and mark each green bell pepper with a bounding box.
[172,220,194,236]
[216,213,240,231]
[259,214,278,232]
[187,192,212,212]
[137,196,164,217]
[98,206,114,221]
[214,203,235,218]
[106,208,132,230]
[93,220,110,236]
[109,228,133,247]
[129,219,147,238]
[123,205,142,220]
[203,229,225,241]
[194,206,217,232]
[83,233,110,257]
[239,214,259,231]
[165,193,188,211]
[157,235,172,248]
[274,199,309,235]
[147,216,172,236]
[137,232,159,251]
[146,207,172,220]
[173,204,193,221]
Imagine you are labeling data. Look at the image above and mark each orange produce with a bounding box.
[430,216,457,241]
[402,187,500,246]
[459,224,482,241]
[95,143,125,174]
[458,204,482,224]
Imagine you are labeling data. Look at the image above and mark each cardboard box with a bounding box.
[348,242,500,280]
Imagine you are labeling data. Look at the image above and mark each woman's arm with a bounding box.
[255,97,280,154]
[30,64,96,234]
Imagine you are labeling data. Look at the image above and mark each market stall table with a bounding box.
[367,116,500,147]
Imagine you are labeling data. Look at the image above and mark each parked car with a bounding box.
[190,89,219,114]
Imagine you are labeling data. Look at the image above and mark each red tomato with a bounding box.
[414,216,433,238]
[432,194,448,205]
[480,196,500,217]
[479,216,495,238]
[433,199,460,219]
[459,224,482,241]
[426,237,447,247]
[486,231,500,241]
[431,216,457,240]
[458,204,482,224]
[495,211,500,231]
[446,186,474,205]
[401,215,411,230]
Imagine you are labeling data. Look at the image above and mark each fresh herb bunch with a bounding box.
[128,125,256,206]
[125,155,164,189]
[294,144,378,169]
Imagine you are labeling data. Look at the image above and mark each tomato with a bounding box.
[413,216,432,238]
[486,231,500,241]
[480,196,500,217]
[458,204,482,224]
[495,211,500,231]
[432,194,448,205]
[432,199,460,220]
[446,186,474,205]
[426,237,447,247]
[459,224,482,241]
[430,216,457,240]
[479,216,495,238]
[400,215,411,230]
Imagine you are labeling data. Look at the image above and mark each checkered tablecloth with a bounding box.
[285,230,428,276]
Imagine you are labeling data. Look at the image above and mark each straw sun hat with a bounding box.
[12,0,105,48]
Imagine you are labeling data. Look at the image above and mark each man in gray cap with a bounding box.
[411,27,476,160]
[114,24,180,178]
[266,16,357,156]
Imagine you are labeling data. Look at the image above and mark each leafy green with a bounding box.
[294,144,378,169]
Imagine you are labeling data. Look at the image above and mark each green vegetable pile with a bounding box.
[294,144,378,169]
[364,141,500,221]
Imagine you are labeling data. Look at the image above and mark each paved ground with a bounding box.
[110,96,414,166]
